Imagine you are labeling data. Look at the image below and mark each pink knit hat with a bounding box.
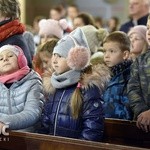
[0,45,27,69]
[39,19,68,39]
[128,25,147,41]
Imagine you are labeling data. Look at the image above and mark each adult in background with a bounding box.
[0,0,32,67]
[120,0,149,33]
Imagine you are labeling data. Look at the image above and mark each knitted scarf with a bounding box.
[0,66,30,83]
[0,19,25,42]
[51,70,81,89]
[111,60,132,77]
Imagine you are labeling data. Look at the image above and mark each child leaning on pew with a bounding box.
[103,31,133,120]
[127,15,150,132]
[0,45,45,131]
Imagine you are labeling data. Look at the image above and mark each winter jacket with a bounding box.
[127,50,150,119]
[38,64,110,141]
[119,14,149,33]
[0,70,45,130]
[103,61,132,120]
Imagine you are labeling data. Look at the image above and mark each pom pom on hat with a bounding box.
[39,19,68,39]
[67,46,90,70]
[53,25,108,70]
[128,25,147,41]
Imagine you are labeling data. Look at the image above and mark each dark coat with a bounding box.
[119,14,149,33]
[38,64,111,141]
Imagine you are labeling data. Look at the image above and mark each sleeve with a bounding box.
[0,81,45,130]
[80,86,104,141]
[127,60,149,119]
[36,96,52,134]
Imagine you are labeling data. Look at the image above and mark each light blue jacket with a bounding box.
[0,70,45,130]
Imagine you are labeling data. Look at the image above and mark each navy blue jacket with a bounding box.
[119,14,149,33]
[39,84,104,142]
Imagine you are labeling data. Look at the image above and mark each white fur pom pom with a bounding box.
[67,46,90,70]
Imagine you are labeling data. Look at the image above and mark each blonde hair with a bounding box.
[70,65,92,119]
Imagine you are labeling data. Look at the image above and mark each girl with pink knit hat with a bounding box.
[37,25,110,141]
[38,18,68,44]
[0,45,45,131]
[128,25,149,60]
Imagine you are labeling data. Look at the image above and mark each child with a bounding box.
[0,45,45,131]
[33,38,59,76]
[38,25,110,141]
[128,25,148,61]
[127,15,150,132]
[38,19,68,44]
[103,31,132,120]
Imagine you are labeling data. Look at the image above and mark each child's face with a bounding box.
[40,35,52,44]
[146,19,150,45]
[0,49,19,75]
[73,17,85,29]
[129,33,146,54]
[52,53,70,74]
[39,52,52,72]
[103,42,129,67]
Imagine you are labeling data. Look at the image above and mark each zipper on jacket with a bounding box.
[7,90,12,114]
[54,90,66,136]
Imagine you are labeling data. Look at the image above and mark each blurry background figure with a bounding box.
[49,5,63,20]
[32,16,46,47]
[120,0,149,33]
[73,12,97,29]
[94,17,104,29]
[66,4,79,30]
[0,0,32,67]
[107,16,119,33]
[128,25,148,60]
[38,19,68,44]
[33,38,59,76]
[23,31,36,60]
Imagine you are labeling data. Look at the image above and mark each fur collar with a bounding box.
[42,64,111,94]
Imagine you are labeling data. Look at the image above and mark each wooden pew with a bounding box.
[0,131,149,150]
[103,118,150,148]
[0,119,149,150]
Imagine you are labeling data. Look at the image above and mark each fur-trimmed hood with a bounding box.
[42,64,111,94]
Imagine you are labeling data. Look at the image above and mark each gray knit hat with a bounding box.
[53,25,108,56]
[53,25,108,70]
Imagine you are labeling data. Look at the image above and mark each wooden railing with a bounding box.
[0,118,149,150]
[103,118,150,148]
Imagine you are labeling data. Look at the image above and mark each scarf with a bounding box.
[0,66,30,84]
[51,70,81,89]
[0,19,25,42]
[111,60,132,77]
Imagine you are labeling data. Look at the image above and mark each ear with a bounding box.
[123,50,130,60]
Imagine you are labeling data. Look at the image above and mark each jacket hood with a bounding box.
[43,64,111,94]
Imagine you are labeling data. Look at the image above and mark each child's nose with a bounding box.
[104,52,109,58]
[3,56,8,61]
[52,56,58,63]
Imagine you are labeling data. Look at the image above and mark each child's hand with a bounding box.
[136,110,150,132]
